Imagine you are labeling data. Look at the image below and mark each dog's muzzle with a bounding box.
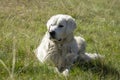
[49,31,62,42]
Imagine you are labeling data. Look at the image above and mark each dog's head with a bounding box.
[47,14,76,42]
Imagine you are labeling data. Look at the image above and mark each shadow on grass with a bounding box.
[77,60,120,80]
[16,60,119,80]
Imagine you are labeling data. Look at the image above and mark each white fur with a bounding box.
[35,14,103,76]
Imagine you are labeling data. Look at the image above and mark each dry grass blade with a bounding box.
[11,36,16,80]
[0,59,11,78]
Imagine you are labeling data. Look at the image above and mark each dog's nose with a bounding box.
[49,31,55,38]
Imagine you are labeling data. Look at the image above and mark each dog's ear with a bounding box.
[46,18,51,30]
[46,15,58,31]
[66,17,76,34]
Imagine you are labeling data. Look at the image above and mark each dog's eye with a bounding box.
[58,25,64,28]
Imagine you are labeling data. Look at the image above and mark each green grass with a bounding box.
[0,0,120,80]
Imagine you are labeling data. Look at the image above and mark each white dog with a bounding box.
[35,14,103,76]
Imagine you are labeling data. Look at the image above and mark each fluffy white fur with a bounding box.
[35,14,103,76]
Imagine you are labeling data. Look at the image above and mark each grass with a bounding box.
[0,0,120,80]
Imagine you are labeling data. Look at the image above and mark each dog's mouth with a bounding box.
[50,37,62,42]
[58,39,62,41]
[49,36,62,42]
[48,32,63,42]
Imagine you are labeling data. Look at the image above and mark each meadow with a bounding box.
[0,0,120,80]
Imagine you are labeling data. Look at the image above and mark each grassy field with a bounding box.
[0,0,120,80]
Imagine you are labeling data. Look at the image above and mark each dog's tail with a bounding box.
[79,53,104,62]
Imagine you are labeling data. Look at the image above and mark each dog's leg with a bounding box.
[79,53,104,62]
[54,67,69,76]
[62,68,69,76]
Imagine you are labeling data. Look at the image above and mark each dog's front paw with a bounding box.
[62,69,69,76]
